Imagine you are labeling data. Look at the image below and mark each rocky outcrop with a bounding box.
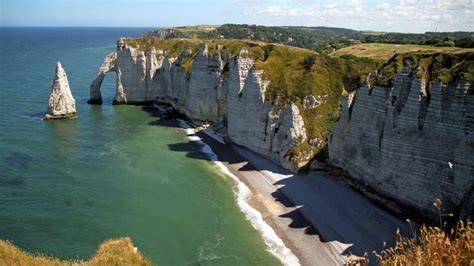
[302,95,321,109]
[44,62,77,120]
[329,66,474,220]
[90,39,308,171]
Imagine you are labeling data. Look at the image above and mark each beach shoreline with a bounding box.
[177,119,352,265]
[171,116,411,266]
[177,119,302,266]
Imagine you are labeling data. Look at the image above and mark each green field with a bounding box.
[331,43,474,60]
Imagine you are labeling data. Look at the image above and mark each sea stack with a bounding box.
[44,62,77,120]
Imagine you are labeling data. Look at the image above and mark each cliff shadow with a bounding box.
[140,106,218,162]
[195,132,323,235]
[167,141,212,161]
[141,105,161,118]
[226,141,410,262]
[138,106,407,262]
[270,171,411,262]
[271,189,320,235]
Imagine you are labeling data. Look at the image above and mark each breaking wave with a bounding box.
[177,119,300,266]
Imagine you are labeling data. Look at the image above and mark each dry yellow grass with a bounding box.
[373,220,473,265]
[0,237,151,266]
[348,199,474,266]
[331,43,474,60]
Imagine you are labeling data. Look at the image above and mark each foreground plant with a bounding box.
[373,199,473,265]
[346,199,473,265]
[0,237,151,266]
[373,220,473,265]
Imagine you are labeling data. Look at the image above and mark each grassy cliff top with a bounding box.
[127,37,377,139]
[126,37,269,57]
[125,37,377,163]
[142,25,474,54]
[375,52,474,87]
[331,43,474,61]
[124,37,472,165]
[0,237,151,265]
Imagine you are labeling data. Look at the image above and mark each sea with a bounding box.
[0,27,281,265]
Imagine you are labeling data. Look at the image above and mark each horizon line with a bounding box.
[0,25,472,34]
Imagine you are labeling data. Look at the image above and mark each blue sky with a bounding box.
[1,0,472,32]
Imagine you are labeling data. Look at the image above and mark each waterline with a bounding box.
[177,119,300,266]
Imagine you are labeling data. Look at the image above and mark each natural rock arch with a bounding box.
[88,52,117,104]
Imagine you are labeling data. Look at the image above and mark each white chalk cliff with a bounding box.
[90,39,308,171]
[45,62,77,120]
[329,66,474,221]
[90,39,473,221]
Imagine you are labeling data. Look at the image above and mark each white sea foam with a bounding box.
[177,119,300,266]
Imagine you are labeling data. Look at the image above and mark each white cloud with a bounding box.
[375,3,390,10]
[435,0,473,10]
[242,0,473,32]
[398,0,419,7]
[252,5,300,16]
[233,0,267,3]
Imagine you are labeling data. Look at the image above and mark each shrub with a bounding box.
[302,55,317,70]
[373,220,473,265]
[351,199,474,266]
[0,237,151,266]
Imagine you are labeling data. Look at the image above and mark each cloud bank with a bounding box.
[241,0,473,32]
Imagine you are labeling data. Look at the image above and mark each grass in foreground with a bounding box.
[331,43,474,60]
[348,199,474,266]
[373,220,473,265]
[0,237,151,266]
[374,199,474,265]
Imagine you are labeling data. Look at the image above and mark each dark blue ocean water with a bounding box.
[0,27,279,265]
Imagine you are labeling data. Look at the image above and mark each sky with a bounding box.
[0,0,472,33]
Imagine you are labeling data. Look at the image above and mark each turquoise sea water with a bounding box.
[0,27,279,265]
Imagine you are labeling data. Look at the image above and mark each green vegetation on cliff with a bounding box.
[125,37,473,167]
[0,237,151,266]
[331,43,474,61]
[143,24,474,54]
[375,52,474,87]
[125,37,377,164]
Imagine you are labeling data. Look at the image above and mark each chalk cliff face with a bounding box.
[226,54,307,170]
[90,39,308,171]
[45,62,77,120]
[329,66,474,220]
[91,39,473,220]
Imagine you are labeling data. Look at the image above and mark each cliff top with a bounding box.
[375,52,474,87]
[142,25,474,54]
[331,43,474,61]
[124,37,376,147]
[122,37,473,164]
